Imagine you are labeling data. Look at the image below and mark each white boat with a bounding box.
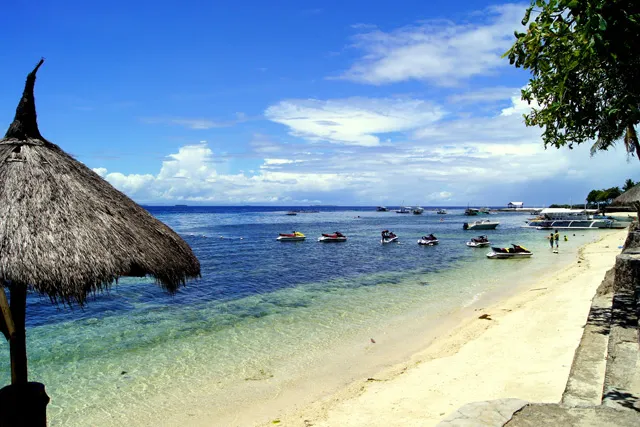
[277,231,305,241]
[318,232,347,242]
[487,244,533,259]
[381,230,398,244]
[525,208,615,229]
[466,235,490,247]
[436,209,447,214]
[412,207,424,215]
[418,235,438,245]
[463,220,500,230]
[376,206,389,212]
[396,206,411,214]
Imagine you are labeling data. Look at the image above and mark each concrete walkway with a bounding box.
[437,399,640,427]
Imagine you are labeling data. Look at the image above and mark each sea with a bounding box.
[0,206,607,426]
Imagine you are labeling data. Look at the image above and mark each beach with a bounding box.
[262,228,627,427]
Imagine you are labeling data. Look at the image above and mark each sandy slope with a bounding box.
[267,229,627,427]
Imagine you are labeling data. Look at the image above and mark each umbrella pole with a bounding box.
[0,285,49,427]
[9,284,27,385]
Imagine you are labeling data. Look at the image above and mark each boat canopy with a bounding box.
[539,208,598,215]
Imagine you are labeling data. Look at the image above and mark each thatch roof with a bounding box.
[0,60,200,304]
[612,183,640,206]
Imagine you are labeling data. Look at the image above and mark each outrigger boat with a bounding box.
[381,230,398,244]
[277,231,306,241]
[418,234,439,246]
[466,235,490,248]
[486,244,532,259]
[318,232,347,242]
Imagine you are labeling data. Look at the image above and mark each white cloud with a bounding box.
[96,144,362,204]
[336,4,525,86]
[97,91,639,206]
[140,115,248,130]
[265,97,444,146]
[448,87,520,104]
[500,92,540,116]
[93,167,108,177]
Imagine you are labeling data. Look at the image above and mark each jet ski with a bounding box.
[276,231,306,241]
[466,235,490,247]
[486,244,532,259]
[381,230,398,244]
[417,234,439,246]
[318,232,347,242]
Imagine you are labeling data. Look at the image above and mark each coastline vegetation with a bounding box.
[548,178,636,210]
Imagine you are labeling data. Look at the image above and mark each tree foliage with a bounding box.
[623,178,636,191]
[587,186,624,205]
[505,0,640,160]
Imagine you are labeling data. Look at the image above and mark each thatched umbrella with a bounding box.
[0,59,200,426]
[611,183,640,218]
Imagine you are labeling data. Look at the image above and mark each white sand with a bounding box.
[266,229,627,427]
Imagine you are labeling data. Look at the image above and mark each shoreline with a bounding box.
[261,228,627,427]
[40,227,625,426]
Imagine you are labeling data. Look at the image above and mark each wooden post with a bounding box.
[0,284,49,427]
[0,286,15,341]
[8,284,27,385]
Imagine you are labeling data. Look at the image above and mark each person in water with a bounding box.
[549,232,554,249]
[554,229,560,248]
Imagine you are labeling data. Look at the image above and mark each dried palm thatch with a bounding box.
[612,183,640,220]
[0,59,201,305]
[612,183,640,206]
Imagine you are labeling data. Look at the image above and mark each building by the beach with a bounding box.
[507,201,524,209]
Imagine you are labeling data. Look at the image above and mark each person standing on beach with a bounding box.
[554,229,560,248]
[549,232,554,249]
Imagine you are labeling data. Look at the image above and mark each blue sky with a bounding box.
[1,1,637,206]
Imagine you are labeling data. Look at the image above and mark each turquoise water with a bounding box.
[0,207,604,425]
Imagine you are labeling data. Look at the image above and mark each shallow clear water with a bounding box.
[0,207,603,425]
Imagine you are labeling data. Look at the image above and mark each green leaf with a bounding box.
[598,15,607,31]
[522,7,532,26]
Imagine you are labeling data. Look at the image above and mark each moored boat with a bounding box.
[486,244,532,259]
[285,211,297,216]
[417,234,439,245]
[318,232,347,242]
[463,220,500,230]
[466,235,490,247]
[396,206,411,214]
[277,231,306,241]
[376,206,389,212]
[525,208,613,229]
[436,208,447,214]
[464,208,480,216]
[412,207,424,215]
